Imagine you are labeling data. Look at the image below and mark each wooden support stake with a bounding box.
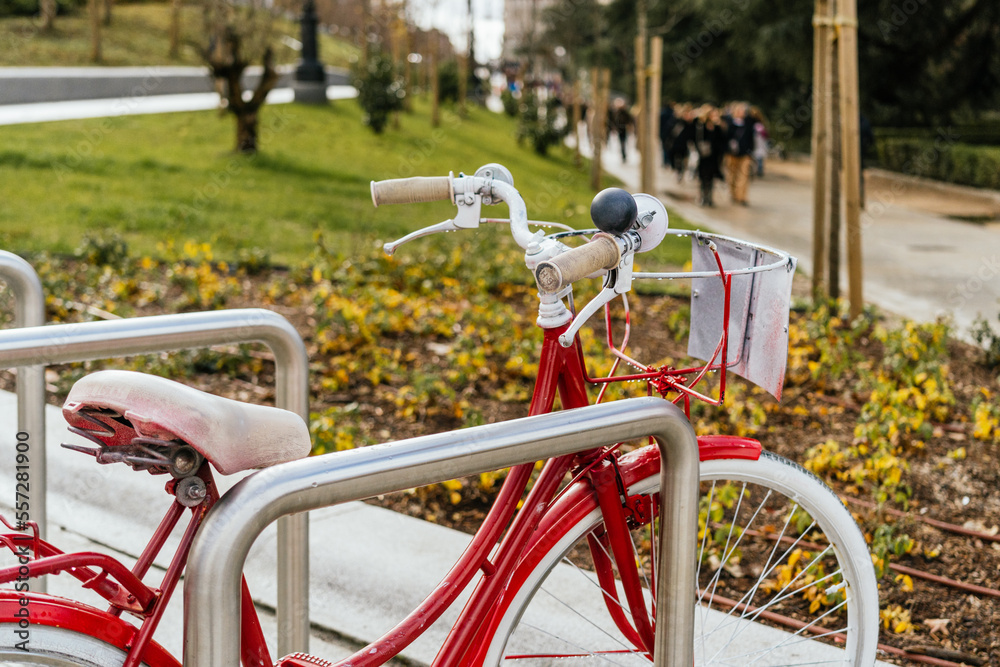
[828,20,842,301]
[431,49,440,128]
[646,36,662,195]
[572,78,583,168]
[810,0,830,302]
[458,53,468,118]
[635,34,647,190]
[590,67,603,191]
[838,0,864,319]
[590,68,611,191]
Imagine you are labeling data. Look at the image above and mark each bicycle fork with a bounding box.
[590,457,657,656]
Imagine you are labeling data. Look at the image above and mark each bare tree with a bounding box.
[203,0,280,154]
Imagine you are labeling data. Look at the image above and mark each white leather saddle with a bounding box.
[63,370,311,475]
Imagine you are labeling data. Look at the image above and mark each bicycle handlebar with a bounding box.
[535,233,621,293]
[372,170,541,252]
[370,176,454,207]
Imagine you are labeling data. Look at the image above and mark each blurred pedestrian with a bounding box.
[725,102,755,205]
[659,102,676,167]
[608,98,633,162]
[670,104,695,182]
[750,106,769,177]
[693,105,727,206]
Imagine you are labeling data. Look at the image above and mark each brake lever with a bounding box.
[557,251,635,347]
[383,194,484,256]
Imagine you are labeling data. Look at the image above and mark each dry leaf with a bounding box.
[922,617,950,637]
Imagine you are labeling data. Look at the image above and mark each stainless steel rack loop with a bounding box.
[184,396,699,667]
[0,308,311,656]
[0,251,46,551]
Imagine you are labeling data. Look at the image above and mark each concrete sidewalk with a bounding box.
[590,132,1000,336]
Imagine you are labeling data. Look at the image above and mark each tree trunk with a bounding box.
[102,0,112,26]
[169,0,182,58]
[211,41,279,154]
[236,111,259,154]
[40,0,57,32]
[360,0,371,68]
[89,0,102,63]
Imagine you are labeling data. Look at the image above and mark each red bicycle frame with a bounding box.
[0,259,760,667]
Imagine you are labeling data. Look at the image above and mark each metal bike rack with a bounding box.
[0,251,46,541]
[0,309,311,656]
[184,396,700,667]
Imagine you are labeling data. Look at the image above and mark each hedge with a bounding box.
[876,124,1000,146]
[876,138,1000,191]
[0,0,84,18]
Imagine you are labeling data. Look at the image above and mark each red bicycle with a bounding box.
[0,163,878,665]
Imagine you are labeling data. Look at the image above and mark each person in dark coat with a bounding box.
[669,104,695,182]
[693,106,728,206]
[724,102,755,205]
[659,102,676,167]
[607,98,633,161]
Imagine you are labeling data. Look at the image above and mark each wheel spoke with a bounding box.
[490,452,877,667]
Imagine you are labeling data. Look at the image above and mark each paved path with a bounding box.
[0,86,357,125]
[0,65,356,126]
[0,65,351,106]
[592,133,1000,337]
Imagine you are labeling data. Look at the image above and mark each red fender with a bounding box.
[696,434,762,461]
[0,591,179,667]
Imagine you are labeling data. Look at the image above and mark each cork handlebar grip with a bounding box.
[370,177,454,207]
[535,233,621,294]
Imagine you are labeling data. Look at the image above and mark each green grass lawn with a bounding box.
[0,99,654,268]
[0,1,357,68]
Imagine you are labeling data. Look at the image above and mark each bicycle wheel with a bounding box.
[484,449,879,666]
[0,623,151,666]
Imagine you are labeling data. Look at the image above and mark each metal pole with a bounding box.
[183,396,699,667]
[0,308,311,655]
[293,0,327,104]
[0,252,47,594]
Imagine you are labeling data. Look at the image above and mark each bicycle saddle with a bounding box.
[62,370,311,475]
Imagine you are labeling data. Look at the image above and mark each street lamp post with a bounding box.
[294,0,327,104]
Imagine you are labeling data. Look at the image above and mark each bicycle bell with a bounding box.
[590,188,668,252]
